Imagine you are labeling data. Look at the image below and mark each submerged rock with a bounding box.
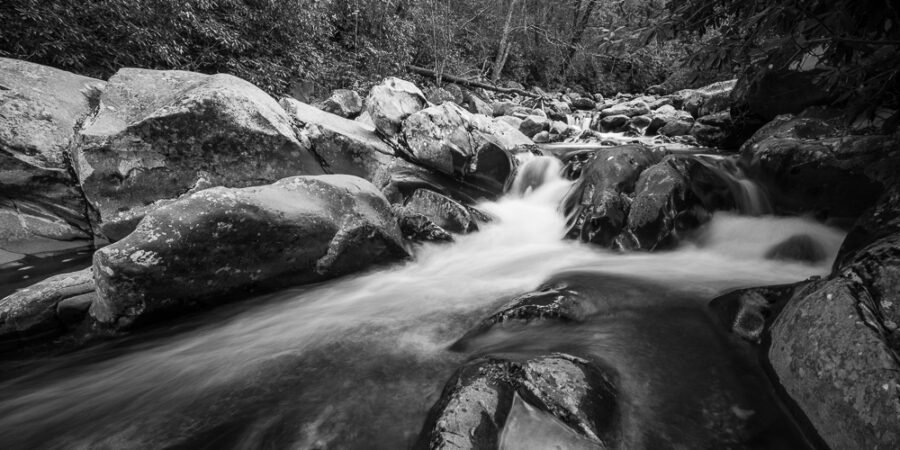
[0,58,103,254]
[73,68,324,241]
[402,189,479,234]
[764,234,827,264]
[365,77,430,137]
[90,175,408,328]
[415,353,618,450]
[0,267,95,348]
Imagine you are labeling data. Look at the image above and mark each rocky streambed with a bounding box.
[1,57,899,449]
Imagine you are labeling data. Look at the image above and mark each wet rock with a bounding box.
[646,106,692,135]
[365,77,429,137]
[393,208,453,243]
[741,126,900,218]
[764,234,827,264]
[708,284,801,344]
[628,115,651,130]
[769,276,900,450]
[90,175,408,328]
[403,189,478,234]
[0,58,103,253]
[689,123,727,147]
[571,97,597,111]
[562,145,663,247]
[624,156,735,250]
[598,114,629,131]
[658,118,695,137]
[519,115,550,138]
[415,354,618,450]
[320,89,364,118]
[599,100,650,118]
[682,79,736,117]
[0,267,94,348]
[532,131,552,144]
[280,98,397,186]
[402,104,523,195]
[73,68,324,242]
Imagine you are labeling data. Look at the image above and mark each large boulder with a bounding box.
[90,175,408,328]
[0,267,95,349]
[319,89,364,118]
[741,118,900,218]
[73,68,324,242]
[622,155,734,250]
[764,184,900,450]
[768,277,900,450]
[562,145,663,247]
[415,354,618,450]
[365,77,429,137]
[402,103,525,195]
[682,79,737,117]
[0,58,105,255]
[280,98,398,187]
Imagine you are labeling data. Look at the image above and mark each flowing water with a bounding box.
[0,156,844,449]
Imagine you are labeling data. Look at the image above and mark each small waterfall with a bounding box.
[695,155,773,216]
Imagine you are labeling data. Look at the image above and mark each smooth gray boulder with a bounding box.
[365,77,429,137]
[73,68,324,241]
[280,98,398,187]
[90,175,408,328]
[0,58,104,255]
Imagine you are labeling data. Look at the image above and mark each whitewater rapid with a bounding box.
[0,156,845,448]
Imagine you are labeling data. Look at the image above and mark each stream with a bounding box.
[0,154,844,449]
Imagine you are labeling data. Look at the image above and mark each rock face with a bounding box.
[73,68,324,241]
[280,98,397,186]
[365,77,429,137]
[768,277,900,450]
[0,58,105,254]
[0,267,95,348]
[319,89,364,118]
[741,115,900,218]
[415,354,618,450]
[90,175,408,328]
[765,185,900,450]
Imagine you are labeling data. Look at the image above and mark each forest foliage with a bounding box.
[0,0,699,96]
[1,0,898,112]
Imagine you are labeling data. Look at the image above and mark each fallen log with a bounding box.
[405,65,539,98]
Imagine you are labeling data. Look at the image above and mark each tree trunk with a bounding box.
[491,0,520,84]
[560,0,599,78]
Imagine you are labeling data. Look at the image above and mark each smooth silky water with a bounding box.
[0,156,844,449]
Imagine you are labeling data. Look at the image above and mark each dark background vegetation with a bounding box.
[1,0,898,113]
